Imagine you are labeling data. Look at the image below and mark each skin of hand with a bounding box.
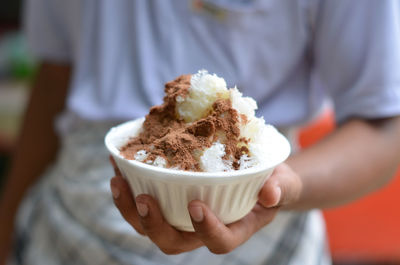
[110,116,400,255]
[110,157,301,254]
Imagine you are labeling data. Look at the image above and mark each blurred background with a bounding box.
[0,0,35,188]
[0,1,399,265]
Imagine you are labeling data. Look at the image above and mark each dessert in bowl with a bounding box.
[105,70,290,231]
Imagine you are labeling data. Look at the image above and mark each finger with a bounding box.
[258,163,302,208]
[109,155,122,176]
[238,203,280,232]
[258,176,281,208]
[189,201,279,254]
[110,176,146,235]
[188,201,236,254]
[228,203,279,246]
[136,194,203,254]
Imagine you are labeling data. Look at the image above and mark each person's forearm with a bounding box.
[0,62,70,264]
[286,116,400,210]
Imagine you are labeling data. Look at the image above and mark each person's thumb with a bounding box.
[258,163,302,208]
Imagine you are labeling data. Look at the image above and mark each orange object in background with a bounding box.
[298,109,400,262]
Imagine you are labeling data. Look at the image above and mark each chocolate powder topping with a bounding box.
[120,74,250,171]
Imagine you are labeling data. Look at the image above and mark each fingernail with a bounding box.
[272,186,281,206]
[189,206,204,222]
[110,184,120,199]
[136,202,148,217]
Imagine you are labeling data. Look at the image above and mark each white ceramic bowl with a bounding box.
[105,118,291,231]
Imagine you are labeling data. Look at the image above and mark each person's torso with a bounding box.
[59,0,324,127]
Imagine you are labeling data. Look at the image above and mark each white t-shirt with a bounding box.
[24,0,400,127]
